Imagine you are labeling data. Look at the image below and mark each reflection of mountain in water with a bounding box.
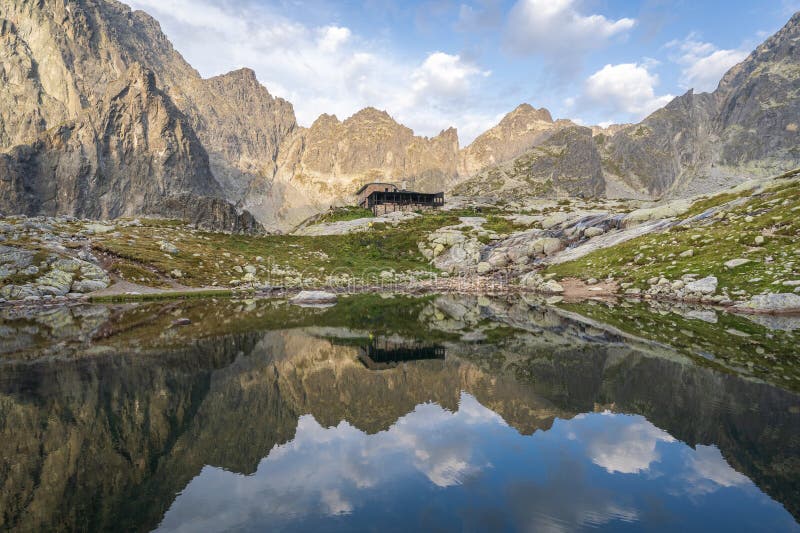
[0,296,798,531]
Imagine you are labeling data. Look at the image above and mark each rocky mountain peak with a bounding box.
[345,107,397,126]
[505,103,554,124]
[458,103,565,176]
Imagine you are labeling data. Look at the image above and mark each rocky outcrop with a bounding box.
[454,126,605,198]
[460,104,564,176]
[256,108,460,227]
[602,12,800,198]
[192,68,297,200]
[0,64,259,232]
[0,0,274,231]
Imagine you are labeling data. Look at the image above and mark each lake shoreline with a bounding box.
[2,277,800,317]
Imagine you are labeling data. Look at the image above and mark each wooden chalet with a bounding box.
[356,182,444,215]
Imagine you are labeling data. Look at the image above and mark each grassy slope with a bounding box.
[545,178,800,297]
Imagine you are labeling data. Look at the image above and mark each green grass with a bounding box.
[88,213,469,287]
[545,178,800,297]
[315,206,375,224]
[89,289,236,303]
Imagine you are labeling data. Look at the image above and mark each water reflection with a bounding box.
[0,295,798,531]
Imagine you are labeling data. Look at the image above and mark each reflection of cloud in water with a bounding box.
[684,445,749,495]
[157,397,766,532]
[570,411,675,474]
[158,393,500,531]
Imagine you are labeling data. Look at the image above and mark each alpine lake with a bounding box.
[1,293,799,532]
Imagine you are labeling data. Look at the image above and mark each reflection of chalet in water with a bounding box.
[359,337,446,370]
[356,182,444,216]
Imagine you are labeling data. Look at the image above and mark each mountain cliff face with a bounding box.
[250,108,461,226]
[601,12,800,198]
[0,0,281,231]
[454,125,605,198]
[460,104,569,176]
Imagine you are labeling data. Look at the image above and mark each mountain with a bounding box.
[600,11,800,198]
[0,0,798,231]
[454,125,605,198]
[0,0,288,231]
[248,107,460,226]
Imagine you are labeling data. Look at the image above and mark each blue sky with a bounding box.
[126,0,800,144]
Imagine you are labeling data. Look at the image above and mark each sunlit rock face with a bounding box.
[600,12,800,199]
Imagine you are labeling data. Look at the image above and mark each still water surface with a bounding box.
[0,294,798,531]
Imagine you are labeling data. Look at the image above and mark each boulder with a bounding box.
[735,293,800,314]
[583,227,604,238]
[36,269,74,296]
[159,241,180,254]
[476,262,493,275]
[724,258,750,269]
[72,279,109,293]
[541,279,564,294]
[0,245,35,268]
[290,291,338,305]
[686,276,718,295]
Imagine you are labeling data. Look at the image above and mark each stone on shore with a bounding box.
[724,258,750,269]
[290,291,338,305]
[735,293,800,314]
[686,276,718,295]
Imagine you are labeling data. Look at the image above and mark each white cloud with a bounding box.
[506,0,635,71]
[125,0,494,144]
[580,62,674,119]
[317,26,352,53]
[411,52,490,102]
[667,34,749,92]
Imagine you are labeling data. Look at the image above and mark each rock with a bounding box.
[625,287,642,295]
[0,245,35,268]
[51,258,82,272]
[686,276,718,295]
[545,295,564,305]
[172,318,192,327]
[0,284,40,300]
[586,278,598,285]
[744,215,754,223]
[542,279,564,294]
[648,277,660,285]
[541,238,563,256]
[244,265,257,274]
[476,262,493,275]
[671,280,685,290]
[520,272,543,288]
[85,223,116,234]
[724,258,750,269]
[685,309,718,323]
[159,241,180,254]
[290,291,338,305]
[782,280,800,286]
[735,293,800,313]
[242,272,256,282]
[679,249,694,258]
[755,235,765,245]
[72,279,109,293]
[233,265,243,273]
[583,227,605,238]
[170,269,183,278]
[36,269,74,296]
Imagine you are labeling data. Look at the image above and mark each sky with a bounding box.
[125,0,800,144]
